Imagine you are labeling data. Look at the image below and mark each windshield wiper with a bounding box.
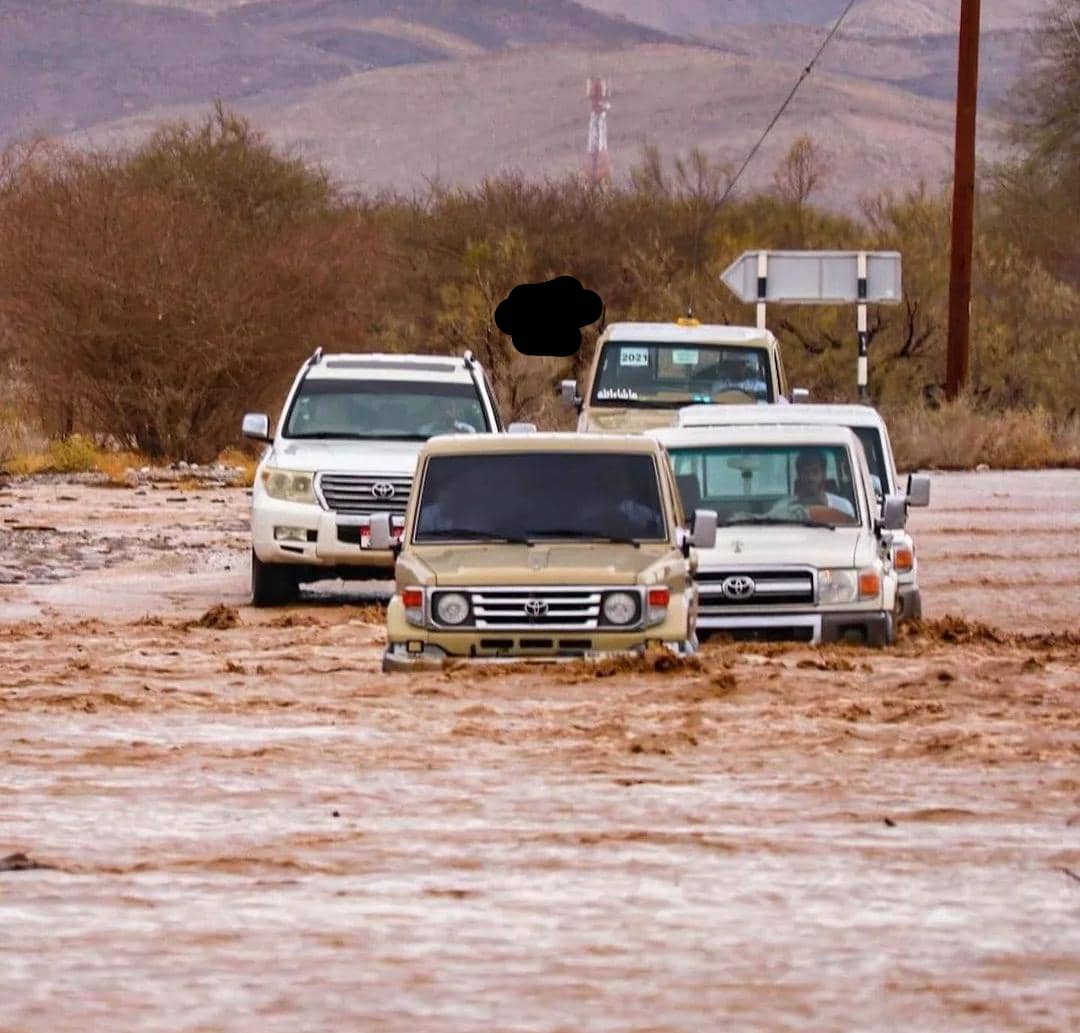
[524,528,643,547]
[286,432,427,441]
[419,528,531,544]
[722,516,837,531]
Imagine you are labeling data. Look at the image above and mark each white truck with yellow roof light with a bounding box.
[560,319,808,433]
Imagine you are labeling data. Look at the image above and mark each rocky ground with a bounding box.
[0,470,1077,1032]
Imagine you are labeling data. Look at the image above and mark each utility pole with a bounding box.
[945,0,981,400]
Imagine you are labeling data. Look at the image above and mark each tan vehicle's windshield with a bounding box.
[668,444,862,528]
[592,341,773,407]
[414,451,668,543]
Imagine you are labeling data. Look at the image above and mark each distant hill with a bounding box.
[0,0,673,141]
[4,0,1040,213]
[580,0,1046,105]
[577,0,1042,37]
[70,41,1007,211]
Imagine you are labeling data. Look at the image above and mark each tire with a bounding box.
[251,550,300,607]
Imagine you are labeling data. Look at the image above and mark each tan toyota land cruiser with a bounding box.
[369,432,719,671]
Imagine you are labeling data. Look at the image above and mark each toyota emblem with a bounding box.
[371,482,396,499]
[523,599,549,618]
[721,575,756,600]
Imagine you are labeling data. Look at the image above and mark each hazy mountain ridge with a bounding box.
[0,0,674,141]
[5,0,1038,212]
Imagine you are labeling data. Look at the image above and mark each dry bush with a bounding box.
[1,114,1077,462]
[886,397,1080,470]
[0,109,384,462]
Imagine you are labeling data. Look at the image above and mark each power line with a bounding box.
[717,0,861,207]
[684,0,860,316]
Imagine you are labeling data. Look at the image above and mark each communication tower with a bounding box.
[583,77,612,186]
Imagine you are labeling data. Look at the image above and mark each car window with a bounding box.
[669,444,861,527]
[414,451,667,542]
[283,379,490,439]
[592,341,773,407]
[852,427,890,490]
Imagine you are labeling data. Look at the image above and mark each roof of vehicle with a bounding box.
[301,352,478,383]
[420,431,665,457]
[677,402,888,430]
[599,322,779,348]
[649,423,864,450]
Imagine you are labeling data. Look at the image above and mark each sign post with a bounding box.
[721,250,902,400]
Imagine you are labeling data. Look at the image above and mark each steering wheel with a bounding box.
[452,420,477,433]
[806,504,851,524]
[710,389,756,404]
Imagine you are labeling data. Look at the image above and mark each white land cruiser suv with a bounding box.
[650,423,906,646]
[241,348,504,606]
[675,403,930,620]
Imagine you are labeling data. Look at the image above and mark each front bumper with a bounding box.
[251,497,400,571]
[382,639,693,673]
[384,590,694,668]
[896,583,922,622]
[699,609,893,646]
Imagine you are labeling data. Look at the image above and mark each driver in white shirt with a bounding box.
[772,449,855,518]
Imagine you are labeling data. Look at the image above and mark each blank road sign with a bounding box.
[721,250,903,305]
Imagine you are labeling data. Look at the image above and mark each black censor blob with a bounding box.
[494,276,603,357]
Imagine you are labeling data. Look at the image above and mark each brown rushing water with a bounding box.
[1,471,1078,1032]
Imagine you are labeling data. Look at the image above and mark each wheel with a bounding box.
[250,549,300,607]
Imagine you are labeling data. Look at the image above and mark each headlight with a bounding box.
[261,468,316,504]
[434,592,470,626]
[602,591,639,626]
[818,568,858,604]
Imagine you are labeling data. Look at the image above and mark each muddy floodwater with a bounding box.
[1,470,1078,1032]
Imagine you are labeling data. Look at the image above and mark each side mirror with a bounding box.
[880,494,907,531]
[791,387,810,403]
[689,508,718,550]
[907,473,931,507]
[870,474,883,501]
[368,513,396,551]
[242,413,271,442]
[559,379,581,409]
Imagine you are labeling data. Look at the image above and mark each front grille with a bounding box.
[433,588,636,630]
[318,474,412,515]
[697,568,815,611]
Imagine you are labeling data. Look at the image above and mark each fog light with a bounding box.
[274,526,309,543]
[407,640,424,654]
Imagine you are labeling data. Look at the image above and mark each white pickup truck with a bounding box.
[675,403,930,620]
[241,348,504,606]
[560,319,809,432]
[650,423,906,645]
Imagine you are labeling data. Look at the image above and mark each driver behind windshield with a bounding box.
[772,449,855,518]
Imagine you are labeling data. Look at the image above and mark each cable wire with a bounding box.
[684,0,860,316]
[717,0,861,207]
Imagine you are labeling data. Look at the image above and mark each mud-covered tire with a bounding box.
[251,550,300,607]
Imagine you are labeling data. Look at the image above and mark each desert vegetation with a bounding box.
[0,4,1076,470]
